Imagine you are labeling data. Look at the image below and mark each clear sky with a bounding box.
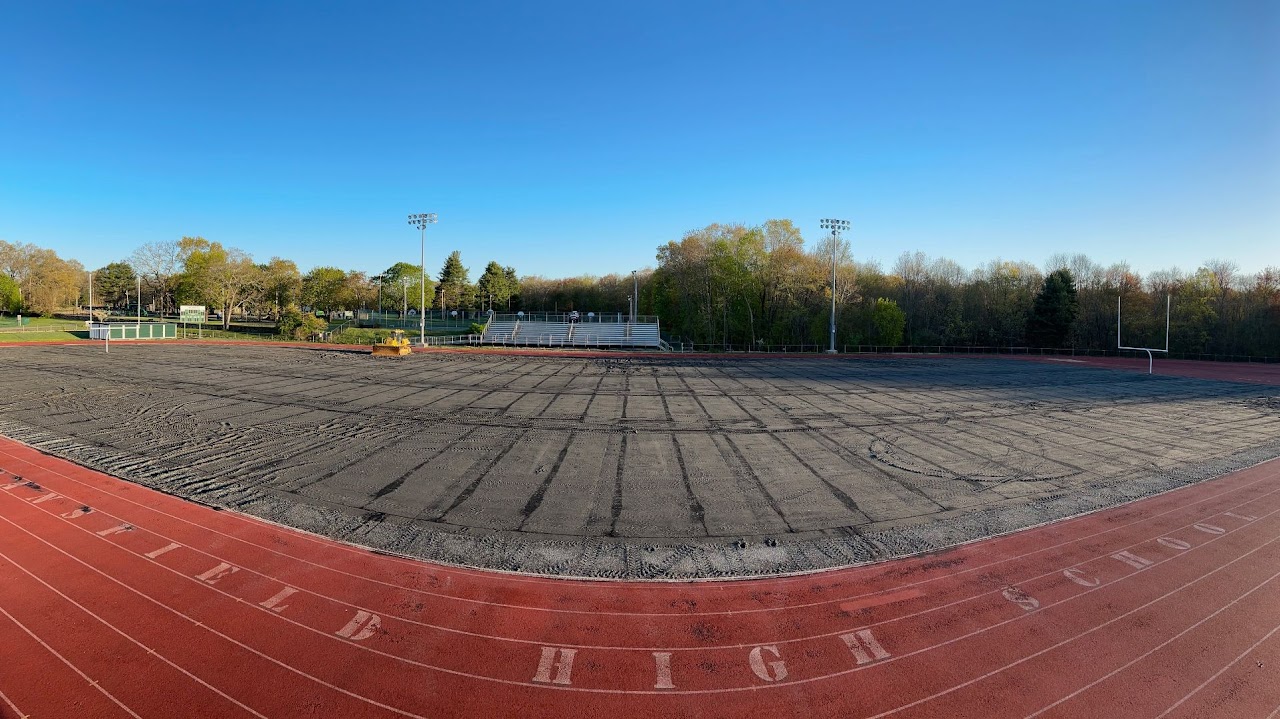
[1,1,1276,278]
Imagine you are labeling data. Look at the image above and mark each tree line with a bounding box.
[2,224,1277,357]
[646,221,1279,358]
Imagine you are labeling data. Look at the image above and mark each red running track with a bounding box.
[1,436,1279,718]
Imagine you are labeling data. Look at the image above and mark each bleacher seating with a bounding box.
[628,324,661,347]
[482,320,519,344]
[476,315,665,349]
[516,321,572,346]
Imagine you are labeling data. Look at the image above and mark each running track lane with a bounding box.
[0,436,1278,718]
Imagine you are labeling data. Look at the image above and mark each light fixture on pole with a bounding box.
[407,212,438,346]
[820,218,850,354]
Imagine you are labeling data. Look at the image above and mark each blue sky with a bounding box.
[1,1,1276,278]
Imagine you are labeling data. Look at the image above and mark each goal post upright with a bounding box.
[1117,293,1171,375]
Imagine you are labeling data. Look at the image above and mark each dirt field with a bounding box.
[1,343,1277,578]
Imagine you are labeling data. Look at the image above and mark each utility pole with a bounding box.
[820,218,850,353]
[376,273,384,325]
[407,213,438,345]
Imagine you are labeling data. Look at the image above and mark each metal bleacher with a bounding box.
[518,321,572,347]
[481,319,519,344]
[478,313,665,349]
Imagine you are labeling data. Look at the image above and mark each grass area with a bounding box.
[172,327,285,341]
[0,315,86,331]
[0,330,89,343]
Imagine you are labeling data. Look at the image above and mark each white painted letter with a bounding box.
[336,610,381,641]
[1157,537,1191,550]
[61,506,91,519]
[1063,568,1101,587]
[144,542,182,559]
[96,523,134,536]
[653,651,674,689]
[748,645,788,682]
[29,492,61,505]
[260,587,298,614]
[840,629,892,665]
[1223,512,1256,522]
[1111,550,1154,570]
[1193,523,1225,535]
[532,647,576,685]
[195,562,239,584]
[1001,586,1040,611]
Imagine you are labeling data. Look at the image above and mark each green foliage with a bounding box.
[260,257,302,319]
[301,267,347,313]
[469,321,487,335]
[177,238,261,330]
[1026,269,1080,347]
[92,261,136,308]
[477,260,517,311]
[379,262,433,314]
[276,304,328,340]
[327,327,397,345]
[0,274,20,313]
[870,298,906,345]
[437,251,473,309]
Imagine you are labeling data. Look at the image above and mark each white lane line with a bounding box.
[5,489,1278,697]
[0,680,31,719]
[1026,582,1280,717]
[4,445,1275,618]
[0,512,442,713]
[863,536,1280,717]
[16,472,1280,655]
[0,600,142,718]
[1152,623,1280,719]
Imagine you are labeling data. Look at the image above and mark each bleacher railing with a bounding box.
[489,312,659,324]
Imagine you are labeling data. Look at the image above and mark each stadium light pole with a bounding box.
[820,218,850,353]
[401,277,410,318]
[631,270,638,324]
[408,213,438,345]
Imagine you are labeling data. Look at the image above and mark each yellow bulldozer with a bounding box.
[371,329,412,357]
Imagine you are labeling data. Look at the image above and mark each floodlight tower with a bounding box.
[632,270,638,324]
[820,218,850,353]
[407,212,438,345]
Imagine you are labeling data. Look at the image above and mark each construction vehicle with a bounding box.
[371,329,412,357]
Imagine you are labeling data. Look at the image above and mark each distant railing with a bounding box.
[489,312,658,324]
[417,334,482,347]
[0,324,84,334]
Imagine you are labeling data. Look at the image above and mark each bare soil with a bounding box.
[2,344,1277,578]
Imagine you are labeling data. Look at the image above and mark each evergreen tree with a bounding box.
[1026,269,1079,348]
[476,260,514,312]
[93,261,137,309]
[437,251,472,309]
